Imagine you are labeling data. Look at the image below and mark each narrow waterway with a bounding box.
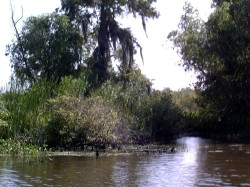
[1,137,250,187]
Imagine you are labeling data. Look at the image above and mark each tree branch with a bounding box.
[9,0,34,83]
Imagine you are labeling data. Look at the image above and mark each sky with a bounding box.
[0,0,213,91]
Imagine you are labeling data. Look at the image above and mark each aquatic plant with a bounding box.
[0,138,45,156]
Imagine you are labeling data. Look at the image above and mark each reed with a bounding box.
[3,79,56,143]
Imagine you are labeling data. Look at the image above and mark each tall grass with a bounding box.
[1,73,88,144]
[3,80,57,144]
[0,70,184,151]
[57,74,88,98]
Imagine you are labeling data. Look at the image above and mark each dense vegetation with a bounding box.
[1,0,249,154]
[168,0,250,139]
[1,0,183,153]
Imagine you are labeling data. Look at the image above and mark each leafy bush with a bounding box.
[92,71,152,143]
[45,94,133,149]
[92,72,184,142]
[0,97,10,139]
[145,90,183,141]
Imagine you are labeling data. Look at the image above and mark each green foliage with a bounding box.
[172,88,198,113]
[3,80,56,143]
[94,72,183,142]
[168,0,250,136]
[92,70,152,142]
[0,98,9,120]
[168,2,206,74]
[7,13,84,84]
[57,73,88,98]
[0,138,43,156]
[1,69,184,150]
[45,94,130,149]
[95,69,151,114]
[1,0,191,149]
[145,90,183,141]
[171,88,199,132]
[0,97,10,139]
[61,0,159,84]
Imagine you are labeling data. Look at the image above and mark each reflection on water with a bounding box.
[1,137,250,187]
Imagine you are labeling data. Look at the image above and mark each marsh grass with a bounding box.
[57,74,88,98]
[2,80,57,143]
[0,75,89,152]
[0,72,183,154]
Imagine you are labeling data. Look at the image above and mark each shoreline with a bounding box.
[46,144,179,157]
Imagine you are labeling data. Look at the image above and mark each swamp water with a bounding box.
[1,137,250,187]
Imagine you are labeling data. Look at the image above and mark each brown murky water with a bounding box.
[1,137,250,187]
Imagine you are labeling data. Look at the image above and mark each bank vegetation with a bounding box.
[0,0,249,155]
